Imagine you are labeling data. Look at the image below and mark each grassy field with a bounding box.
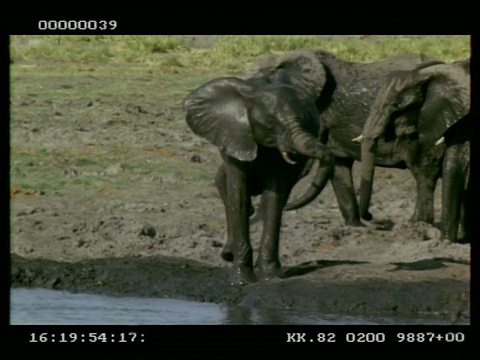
[9,35,471,196]
[11,35,470,72]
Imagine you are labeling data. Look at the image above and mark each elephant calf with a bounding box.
[183,50,334,284]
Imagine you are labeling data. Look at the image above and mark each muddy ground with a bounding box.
[9,60,470,324]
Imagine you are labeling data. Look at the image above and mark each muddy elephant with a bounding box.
[285,50,442,226]
[356,60,470,241]
[183,50,334,284]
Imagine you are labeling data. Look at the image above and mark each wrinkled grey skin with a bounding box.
[441,115,470,242]
[285,51,442,226]
[357,59,470,241]
[183,51,334,284]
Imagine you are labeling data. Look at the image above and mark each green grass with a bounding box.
[10,35,188,63]
[11,35,471,74]
[10,35,471,119]
[10,141,213,197]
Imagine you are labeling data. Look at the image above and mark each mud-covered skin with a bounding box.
[286,51,443,226]
[217,149,312,284]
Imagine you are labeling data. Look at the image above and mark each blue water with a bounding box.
[10,288,465,325]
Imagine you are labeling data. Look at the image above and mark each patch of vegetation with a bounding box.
[11,35,470,72]
[10,35,188,63]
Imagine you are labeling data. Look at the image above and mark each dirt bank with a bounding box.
[10,167,470,323]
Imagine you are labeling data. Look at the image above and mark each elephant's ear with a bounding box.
[183,77,257,162]
[360,69,426,140]
[416,61,470,142]
[361,61,470,143]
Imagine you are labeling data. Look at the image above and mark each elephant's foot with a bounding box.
[409,214,434,224]
[221,247,234,262]
[230,263,257,285]
[341,210,365,226]
[440,234,455,243]
[345,219,366,227]
[256,260,284,281]
[360,211,373,221]
[410,208,434,224]
[456,226,471,244]
[457,234,471,244]
[440,227,470,243]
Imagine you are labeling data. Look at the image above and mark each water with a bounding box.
[10,288,463,325]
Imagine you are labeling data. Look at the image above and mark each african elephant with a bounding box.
[285,51,443,226]
[183,50,334,284]
[356,60,470,242]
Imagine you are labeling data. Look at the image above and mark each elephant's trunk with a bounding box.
[284,123,334,197]
[284,161,325,210]
[358,137,378,221]
[293,132,333,165]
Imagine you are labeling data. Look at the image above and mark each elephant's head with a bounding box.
[247,50,328,101]
[355,59,470,220]
[183,50,333,167]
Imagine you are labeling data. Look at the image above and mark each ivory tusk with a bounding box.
[435,136,445,146]
[281,151,297,165]
[351,134,364,143]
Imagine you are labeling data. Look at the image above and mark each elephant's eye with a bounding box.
[265,115,276,127]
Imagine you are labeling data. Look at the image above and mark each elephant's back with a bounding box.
[362,53,438,71]
[320,55,431,125]
[318,53,438,161]
[320,54,438,121]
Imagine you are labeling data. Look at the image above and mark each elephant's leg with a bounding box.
[214,165,231,261]
[408,145,442,224]
[224,157,257,284]
[215,163,228,204]
[461,166,471,243]
[256,171,291,280]
[440,143,469,242]
[440,176,463,242]
[215,163,252,262]
[331,157,364,226]
[410,170,439,224]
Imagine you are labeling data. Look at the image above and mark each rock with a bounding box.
[102,163,123,176]
[211,240,223,248]
[76,239,87,247]
[140,225,156,238]
[190,154,202,163]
